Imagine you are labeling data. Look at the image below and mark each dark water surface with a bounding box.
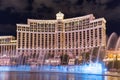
[0,71,119,80]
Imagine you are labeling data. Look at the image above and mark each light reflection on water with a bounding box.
[0,72,119,80]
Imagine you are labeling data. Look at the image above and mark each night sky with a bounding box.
[0,0,120,37]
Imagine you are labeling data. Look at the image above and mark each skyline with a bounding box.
[0,0,120,36]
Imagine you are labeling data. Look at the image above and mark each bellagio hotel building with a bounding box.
[16,12,106,56]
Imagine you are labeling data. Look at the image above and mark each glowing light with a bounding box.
[0,62,106,74]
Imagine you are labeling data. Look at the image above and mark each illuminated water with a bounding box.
[0,62,106,75]
[0,62,109,80]
[0,71,120,80]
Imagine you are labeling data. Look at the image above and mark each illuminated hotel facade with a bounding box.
[16,12,106,56]
[0,36,16,56]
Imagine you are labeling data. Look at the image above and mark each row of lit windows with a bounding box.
[30,22,55,28]
[0,38,14,44]
[18,27,103,49]
[0,45,16,53]
[18,33,56,48]
[17,20,103,32]
[17,27,56,32]
[17,48,95,55]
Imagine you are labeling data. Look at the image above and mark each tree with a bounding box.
[45,53,51,59]
[60,53,69,65]
[81,51,90,63]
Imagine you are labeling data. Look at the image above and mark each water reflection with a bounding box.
[0,72,119,80]
[0,72,9,80]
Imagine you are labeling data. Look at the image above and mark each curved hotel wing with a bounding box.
[16,12,106,55]
[0,36,16,56]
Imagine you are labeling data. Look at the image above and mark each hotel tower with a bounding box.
[16,12,106,56]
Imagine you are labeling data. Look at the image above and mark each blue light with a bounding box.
[0,62,107,75]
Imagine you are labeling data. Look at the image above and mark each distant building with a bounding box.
[0,36,16,56]
[16,12,106,56]
[104,50,120,61]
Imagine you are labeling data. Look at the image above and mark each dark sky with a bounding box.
[0,0,120,36]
